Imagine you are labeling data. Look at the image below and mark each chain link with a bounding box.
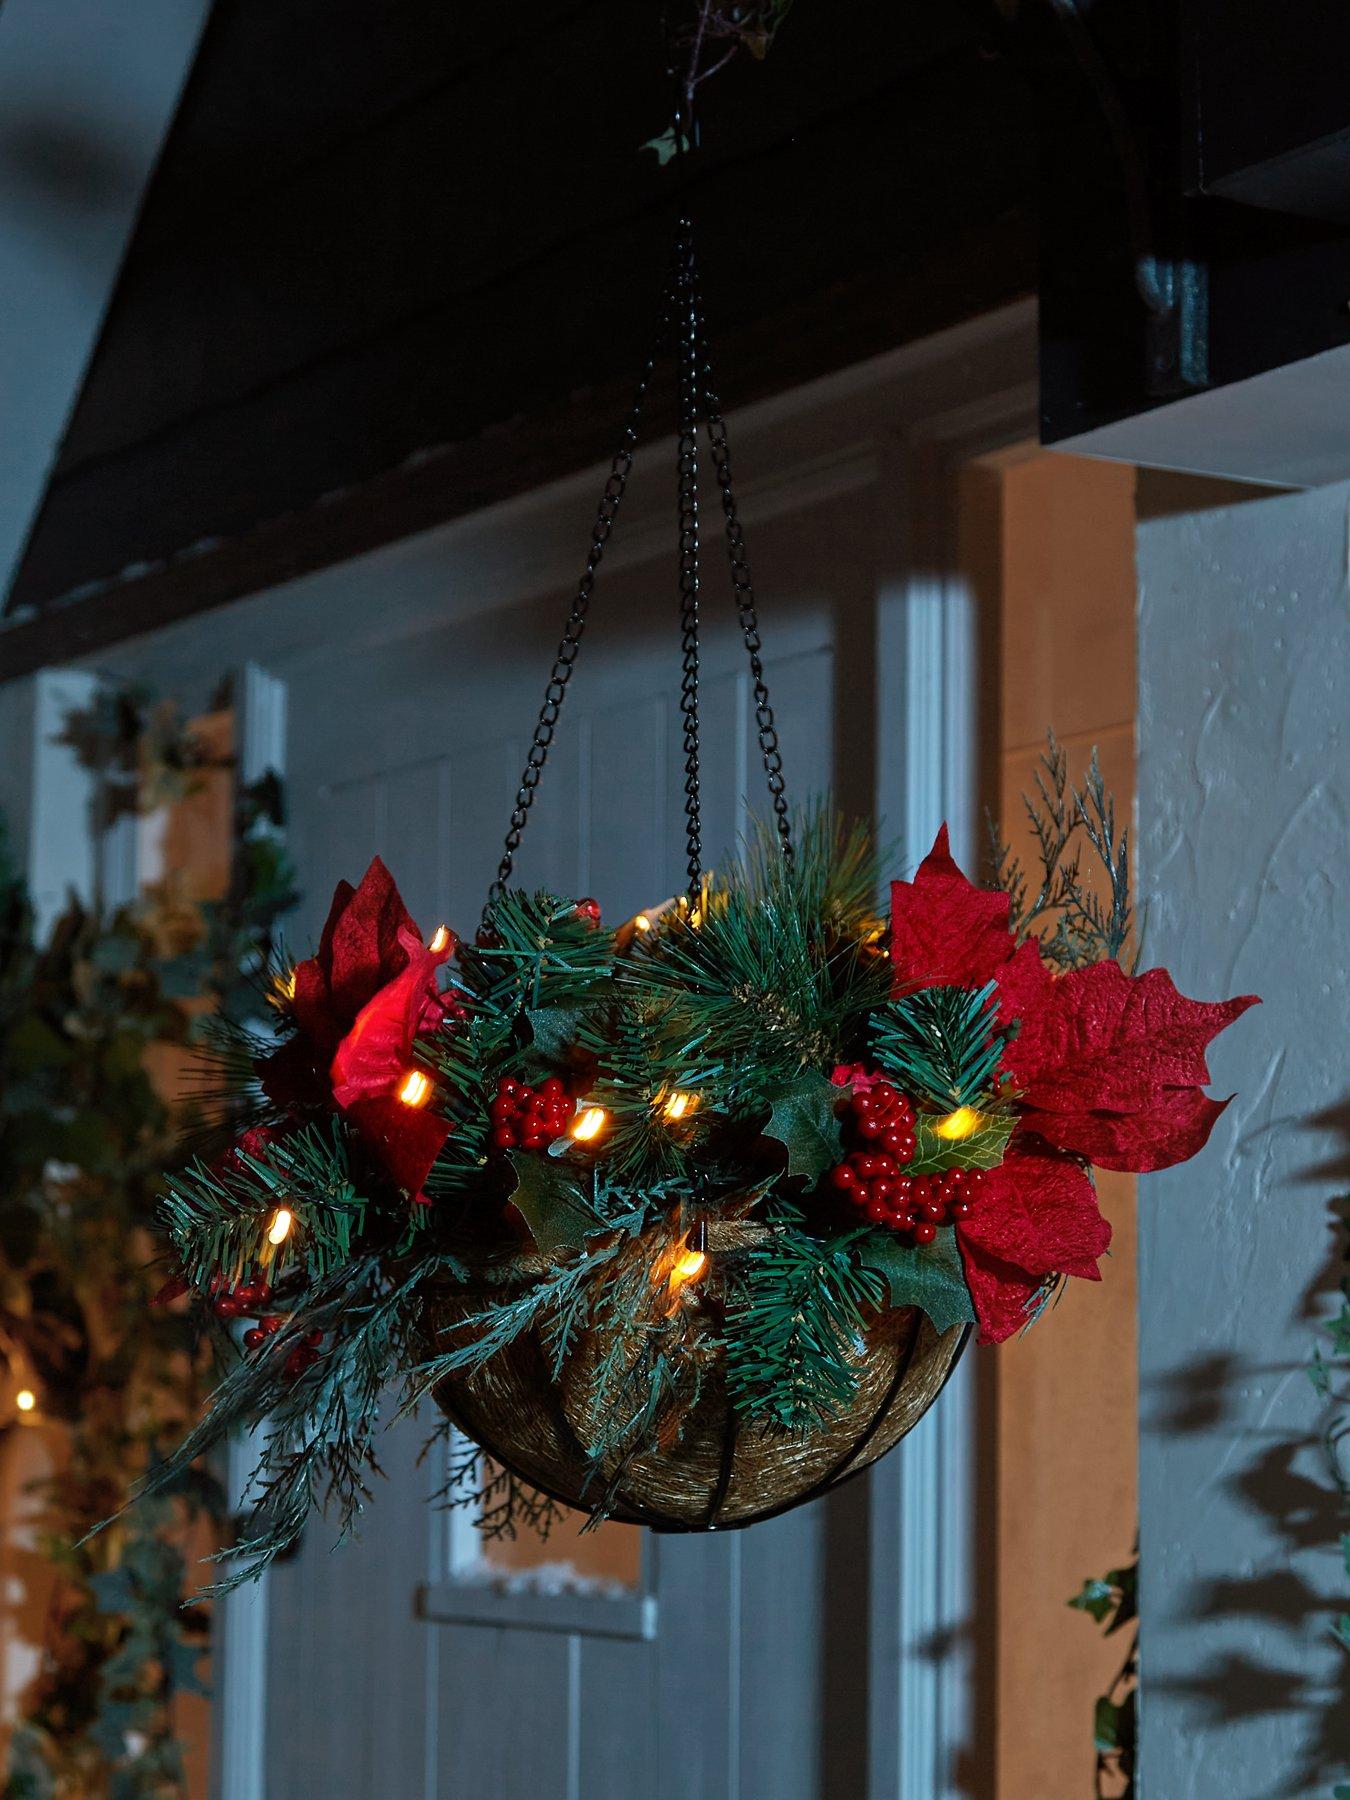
[694,303,793,861]
[481,288,673,929]
[481,219,793,923]
[675,222,703,895]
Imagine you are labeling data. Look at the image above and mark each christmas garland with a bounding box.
[130,752,1256,1587]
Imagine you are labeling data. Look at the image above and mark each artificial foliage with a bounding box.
[125,746,1257,1584]
[0,699,295,1799]
[1069,1551,1138,1799]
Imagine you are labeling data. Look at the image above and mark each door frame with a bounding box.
[48,298,1040,1799]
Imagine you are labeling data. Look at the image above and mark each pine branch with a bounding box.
[722,1212,884,1431]
[990,732,1135,971]
[871,982,1005,1110]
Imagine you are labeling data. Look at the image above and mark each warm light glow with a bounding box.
[569,1106,608,1143]
[398,1069,432,1109]
[267,1207,294,1247]
[429,925,451,954]
[933,1106,982,1141]
[660,1090,700,1123]
[14,1389,36,1415]
[671,1247,708,1283]
[633,914,652,933]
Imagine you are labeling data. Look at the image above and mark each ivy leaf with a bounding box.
[1067,1577,1118,1625]
[1092,1696,1121,1754]
[1308,1348,1331,1398]
[764,1074,844,1180]
[640,126,680,165]
[1328,1301,1350,1357]
[526,1004,589,1063]
[506,1152,601,1254]
[856,1226,975,1333]
[909,1109,1015,1175]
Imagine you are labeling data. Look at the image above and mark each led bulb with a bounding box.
[933,1105,981,1141]
[14,1389,36,1415]
[398,1069,432,1109]
[569,1106,607,1143]
[429,925,451,954]
[660,1090,699,1123]
[267,1207,294,1247]
[633,914,652,934]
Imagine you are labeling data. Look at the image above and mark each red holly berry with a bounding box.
[826,1084,987,1245]
[488,1076,572,1151]
[574,897,602,927]
[261,1315,284,1335]
[243,1328,266,1350]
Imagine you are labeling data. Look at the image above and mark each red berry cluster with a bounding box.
[826,1069,984,1244]
[212,1278,324,1378]
[490,1076,571,1151]
[211,1275,273,1320]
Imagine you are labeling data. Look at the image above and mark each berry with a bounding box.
[574,897,602,927]
[304,1328,325,1349]
[824,1071,988,1246]
[489,1076,572,1153]
[261,1315,284,1335]
[243,1328,266,1350]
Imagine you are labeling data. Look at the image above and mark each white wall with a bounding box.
[1136,481,1350,1795]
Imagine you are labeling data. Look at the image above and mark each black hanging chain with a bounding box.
[693,304,792,863]
[481,218,792,926]
[481,283,674,928]
[675,221,704,895]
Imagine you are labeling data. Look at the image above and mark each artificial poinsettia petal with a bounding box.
[1021,1086,1234,1174]
[1002,961,1258,1171]
[323,858,422,1021]
[959,1144,1112,1280]
[889,825,1018,993]
[345,1095,449,1203]
[995,934,1054,1036]
[330,924,453,1110]
[957,1239,1046,1346]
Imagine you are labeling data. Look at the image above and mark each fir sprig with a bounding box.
[722,1210,885,1430]
[990,731,1134,970]
[871,981,1006,1111]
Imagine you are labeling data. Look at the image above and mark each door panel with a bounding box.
[264,500,856,1799]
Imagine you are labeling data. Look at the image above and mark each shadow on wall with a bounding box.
[1142,1101,1350,1800]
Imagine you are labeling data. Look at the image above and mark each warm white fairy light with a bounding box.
[266,1207,294,1247]
[398,1069,432,1109]
[569,1106,608,1143]
[933,1105,981,1141]
[429,925,451,954]
[14,1389,36,1415]
[660,1090,700,1123]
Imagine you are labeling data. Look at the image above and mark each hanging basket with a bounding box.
[140,214,1256,1588]
[425,1284,968,1530]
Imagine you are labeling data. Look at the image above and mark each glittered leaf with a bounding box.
[526,1004,589,1062]
[764,1074,845,1180]
[909,1108,1015,1175]
[857,1227,975,1333]
[507,1152,601,1253]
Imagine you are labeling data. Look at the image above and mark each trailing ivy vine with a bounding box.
[0,693,295,1799]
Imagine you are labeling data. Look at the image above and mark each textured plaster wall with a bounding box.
[1136,480,1350,1798]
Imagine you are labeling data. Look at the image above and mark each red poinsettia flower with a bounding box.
[954,1140,1112,1343]
[261,858,456,1199]
[888,826,1258,1338]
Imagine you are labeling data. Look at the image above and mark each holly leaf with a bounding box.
[764,1074,844,1180]
[909,1108,1015,1175]
[507,1152,601,1254]
[526,1004,589,1062]
[856,1226,975,1333]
